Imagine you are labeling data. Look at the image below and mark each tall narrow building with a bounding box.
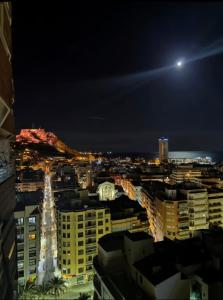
[159,137,168,163]
[0,3,17,299]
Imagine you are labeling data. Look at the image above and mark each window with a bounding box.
[67,233,70,238]
[67,224,70,229]
[29,259,36,266]
[98,212,103,219]
[63,250,66,255]
[28,234,36,241]
[29,225,36,231]
[16,218,24,226]
[78,268,84,273]
[67,259,70,265]
[98,221,103,226]
[105,219,109,223]
[67,250,70,255]
[78,232,83,238]
[63,242,66,247]
[17,252,24,259]
[62,224,66,229]
[29,250,36,257]
[98,229,103,235]
[28,217,36,224]
[78,223,83,229]
[67,216,70,222]
[18,270,24,277]
[78,249,84,255]
[17,234,24,243]
[63,215,66,221]
[78,215,83,221]
[63,259,66,265]
[78,241,84,246]
[67,242,70,247]
[106,227,109,231]
[78,258,84,264]
[63,233,66,238]
[67,268,70,274]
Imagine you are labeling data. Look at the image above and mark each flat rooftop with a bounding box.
[98,231,125,252]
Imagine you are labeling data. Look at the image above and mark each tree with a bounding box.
[48,276,66,299]
[78,293,91,300]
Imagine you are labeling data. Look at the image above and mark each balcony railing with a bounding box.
[0,164,14,185]
[85,215,96,221]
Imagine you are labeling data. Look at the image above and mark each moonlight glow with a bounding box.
[176,60,183,68]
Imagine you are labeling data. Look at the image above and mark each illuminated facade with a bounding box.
[121,179,142,203]
[57,205,111,285]
[159,137,168,163]
[170,167,202,183]
[16,181,44,192]
[208,189,223,228]
[15,204,40,285]
[97,181,116,200]
[0,3,17,298]
[183,188,209,232]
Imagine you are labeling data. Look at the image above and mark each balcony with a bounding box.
[0,164,13,185]
[86,231,96,238]
[85,215,96,221]
[86,247,96,253]
[85,223,96,229]
[86,239,96,245]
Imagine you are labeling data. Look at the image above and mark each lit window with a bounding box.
[28,234,36,240]
[28,217,36,224]
[16,218,24,226]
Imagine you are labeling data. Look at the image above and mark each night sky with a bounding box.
[12,2,223,152]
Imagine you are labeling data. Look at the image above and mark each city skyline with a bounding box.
[12,2,223,152]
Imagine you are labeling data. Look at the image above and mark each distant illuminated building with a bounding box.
[159,137,168,163]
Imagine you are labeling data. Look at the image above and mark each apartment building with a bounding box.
[107,195,148,233]
[170,166,202,184]
[57,200,111,285]
[121,178,142,203]
[14,200,40,285]
[208,189,223,228]
[94,229,223,300]
[0,2,17,298]
[141,182,208,241]
[181,187,209,232]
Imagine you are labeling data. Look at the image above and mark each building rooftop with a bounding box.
[57,198,108,212]
[125,230,152,242]
[195,268,223,284]
[98,231,125,252]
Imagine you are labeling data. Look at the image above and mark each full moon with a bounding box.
[176,60,183,68]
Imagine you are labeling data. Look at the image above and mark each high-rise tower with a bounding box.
[0,3,17,299]
[159,137,168,163]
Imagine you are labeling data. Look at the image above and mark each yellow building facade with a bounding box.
[57,206,111,285]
